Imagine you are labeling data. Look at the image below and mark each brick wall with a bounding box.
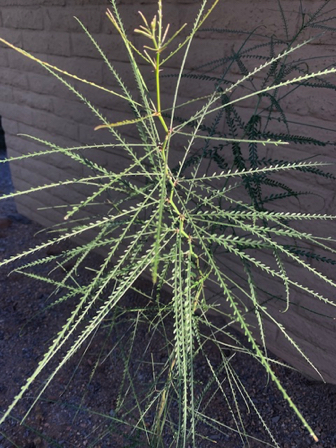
[1,0,336,383]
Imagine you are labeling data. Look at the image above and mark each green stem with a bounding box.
[156,52,169,134]
[154,35,199,268]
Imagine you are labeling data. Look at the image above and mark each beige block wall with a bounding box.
[1,0,336,383]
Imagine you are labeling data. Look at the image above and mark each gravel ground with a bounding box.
[0,150,336,448]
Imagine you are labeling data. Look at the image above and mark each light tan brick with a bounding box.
[52,97,95,125]
[0,27,22,47]
[78,122,111,146]
[1,0,65,5]
[2,7,44,30]
[44,6,102,33]
[1,118,18,136]
[22,30,71,56]
[13,89,54,113]
[7,49,47,75]
[26,72,71,99]
[71,31,130,63]
[0,101,34,126]
[0,67,28,89]
[28,109,78,140]
[0,85,13,104]
[74,81,129,113]
[0,48,9,68]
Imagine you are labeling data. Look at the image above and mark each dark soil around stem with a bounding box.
[1,155,336,448]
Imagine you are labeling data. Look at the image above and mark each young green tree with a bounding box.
[1,1,336,446]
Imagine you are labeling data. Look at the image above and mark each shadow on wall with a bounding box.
[0,117,6,154]
[0,116,14,197]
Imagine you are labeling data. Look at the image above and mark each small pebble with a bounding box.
[0,217,12,229]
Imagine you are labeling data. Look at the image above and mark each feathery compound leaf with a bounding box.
[94,113,157,130]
